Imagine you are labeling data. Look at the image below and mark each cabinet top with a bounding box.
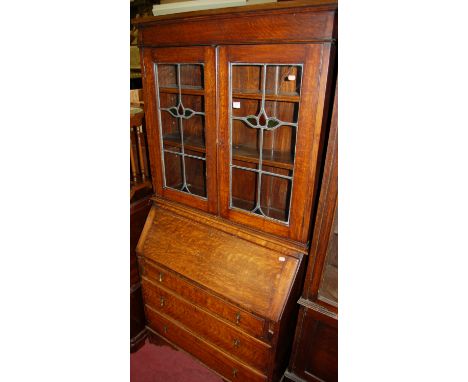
[132,0,337,27]
[133,1,337,46]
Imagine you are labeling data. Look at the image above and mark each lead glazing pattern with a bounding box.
[155,63,206,197]
[230,64,302,224]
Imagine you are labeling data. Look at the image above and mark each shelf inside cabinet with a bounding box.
[159,86,205,96]
[163,134,293,170]
[163,134,206,155]
[232,145,294,170]
[232,91,300,103]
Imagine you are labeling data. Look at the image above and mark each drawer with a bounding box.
[140,257,267,340]
[142,278,271,372]
[146,306,267,382]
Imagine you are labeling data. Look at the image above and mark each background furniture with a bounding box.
[130,101,153,352]
[284,85,338,382]
[133,1,337,380]
[130,196,152,352]
[130,101,152,202]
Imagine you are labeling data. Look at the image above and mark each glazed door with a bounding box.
[218,44,333,242]
[141,46,217,214]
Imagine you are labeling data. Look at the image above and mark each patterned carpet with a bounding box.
[131,340,223,382]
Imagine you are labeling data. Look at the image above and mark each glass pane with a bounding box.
[265,65,302,96]
[231,163,257,211]
[263,124,296,168]
[155,62,207,200]
[259,172,292,223]
[159,92,178,109]
[163,150,183,190]
[232,65,262,94]
[157,64,177,88]
[160,108,179,138]
[264,100,299,124]
[185,151,206,198]
[318,205,338,306]
[231,98,260,119]
[181,94,204,113]
[180,64,203,89]
[229,63,299,224]
[182,115,205,151]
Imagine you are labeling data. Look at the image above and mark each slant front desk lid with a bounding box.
[137,203,302,321]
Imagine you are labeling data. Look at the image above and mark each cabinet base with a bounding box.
[130,328,147,353]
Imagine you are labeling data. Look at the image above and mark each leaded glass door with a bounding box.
[218,44,334,242]
[141,46,217,213]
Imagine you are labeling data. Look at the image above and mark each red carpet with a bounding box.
[131,339,223,382]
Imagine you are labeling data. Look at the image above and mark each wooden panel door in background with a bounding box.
[218,44,334,243]
[141,46,217,214]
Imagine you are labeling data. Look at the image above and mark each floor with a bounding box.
[131,339,223,382]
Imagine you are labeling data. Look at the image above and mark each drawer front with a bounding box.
[140,257,266,340]
[142,278,271,372]
[146,306,267,382]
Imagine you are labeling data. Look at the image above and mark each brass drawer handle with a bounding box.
[235,312,241,325]
[159,272,163,282]
[163,325,168,334]
[232,368,238,378]
[233,338,240,348]
[160,296,165,307]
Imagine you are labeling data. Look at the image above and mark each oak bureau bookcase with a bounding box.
[133,1,337,381]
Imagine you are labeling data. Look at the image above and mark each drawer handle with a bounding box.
[163,325,168,334]
[160,296,165,307]
[235,312,241,325]
[232,368,238,378]
[233,338,240,348]
[159,272,164,282]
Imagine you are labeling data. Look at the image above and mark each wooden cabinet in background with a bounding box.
[130,105,152,352]
[285,84,338,382]
[133,1,337,380]
[130,196,152,352]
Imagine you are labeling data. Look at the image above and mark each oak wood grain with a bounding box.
[140,257,267,340]
[146,307,268,382]
[142,278,271,372]
[139,205,301,321]
[134,3,338,380]
[218,43,335,243]
[134,2,336,47]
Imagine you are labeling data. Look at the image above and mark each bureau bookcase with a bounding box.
[133,1,337,381]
